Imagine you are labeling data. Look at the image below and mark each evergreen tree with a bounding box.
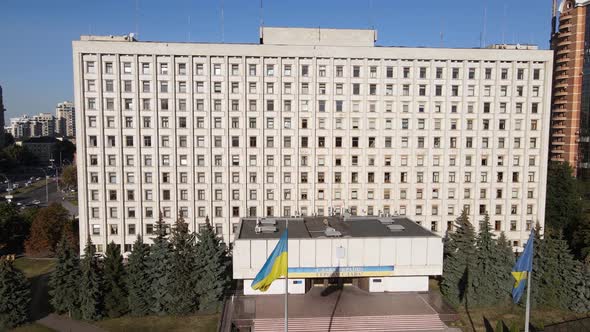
[126,235,152,316]
[441,208,477,307]
[531,223,545,308]
[194,218,231,312]
[496,232,516,303]
[545,162,582,233]
[553,232,585,311]
[472,214,510,307]
[49,237,81,317]
[78,238,103,320]
[168,216,198,315]
[0,259,30,330]
[147,213,173,315]
[103,242,128,318]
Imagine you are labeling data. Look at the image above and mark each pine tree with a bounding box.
[553,232,585,311]
[126,235,152,316]
[147,213,173,315]
[472,214,509,307]
[103,242,128,318]
[0,259,31,330]
[495,232,516,304]
[531,223,545,308]
[49,237,81,317]
[78,237,103,321]
[441,208,477,307]
[194,219,231,312]
[168,216,198,315]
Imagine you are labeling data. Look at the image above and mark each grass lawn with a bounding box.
[10,323,56,332]
[451,304,589,331]
[95,314,219,332]
[13,258,57,278]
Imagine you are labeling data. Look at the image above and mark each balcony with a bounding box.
[551,156,565,162]
[553,123,566,129]
[551,147,565,154]
[554,89,568,97]
[556,56,569,64]
[553,98,567,105]
[552,130,566,137]
[554,81,568,89]
[553,140,566,145]
[557,47,570,55]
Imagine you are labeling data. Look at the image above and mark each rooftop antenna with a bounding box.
[440,19,444,47]
[187,15,191,41]
[368,0,374,29]
[260,0,264,28]
[482,3,488,47]
[135,0,140,38]
[502,2,507,44]
[220,0,225,42]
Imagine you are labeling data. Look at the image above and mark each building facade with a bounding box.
[21,136,59,165]
[7,113,56,140]
[550,0,590,175]
[73,28,552,254]
[56,101,76,138]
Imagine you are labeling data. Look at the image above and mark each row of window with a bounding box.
[86,60,543,81]
[86,95,543,115]
[90,185,538,205]
[88,115,541,132]
[87,133,541,150]
[88,153,539,169]
[89,168,539,187]
[88,78,544,98]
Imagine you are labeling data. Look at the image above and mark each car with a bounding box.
[16,202,22,206]
[31,200,41,205]
[36,177,41,181]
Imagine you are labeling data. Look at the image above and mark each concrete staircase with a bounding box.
[253,314,447,331]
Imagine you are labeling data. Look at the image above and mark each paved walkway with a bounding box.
[37,314,106,332]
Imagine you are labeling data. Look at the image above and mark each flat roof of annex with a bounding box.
[74,27,553,63]
[237,216,439,240]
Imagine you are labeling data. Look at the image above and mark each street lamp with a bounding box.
[38,168,49,204]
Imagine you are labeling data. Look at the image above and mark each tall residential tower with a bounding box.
[73,28,552,254]
[550,0,590,175]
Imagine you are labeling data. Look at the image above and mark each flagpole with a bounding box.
[285,218,289,332]
[524,257,532,332]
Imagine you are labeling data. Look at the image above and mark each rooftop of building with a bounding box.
[237,215,438,240]
[22,136,59,144]
[77,26,541,51]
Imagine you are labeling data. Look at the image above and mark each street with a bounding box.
[7,180,78,217]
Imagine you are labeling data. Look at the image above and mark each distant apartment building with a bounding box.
[56,101,76,138]
[7,113,56,140]
[0,85,5,148]
[550,0,590,175]
[73,28,552,254]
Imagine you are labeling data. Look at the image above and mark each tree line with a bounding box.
[442,209,590,313]
[0,214,231,329]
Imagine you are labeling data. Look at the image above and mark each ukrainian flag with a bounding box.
[251,230,288,291]
[511,230,534,303]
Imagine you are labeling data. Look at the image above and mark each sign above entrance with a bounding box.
[288,266,395,278]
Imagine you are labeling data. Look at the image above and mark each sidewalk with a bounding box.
[37,314,106,332]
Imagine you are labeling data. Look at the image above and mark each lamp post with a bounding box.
[39,168,49,203]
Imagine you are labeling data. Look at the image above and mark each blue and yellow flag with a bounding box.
[251,230,288,292]
[512,230,534,303]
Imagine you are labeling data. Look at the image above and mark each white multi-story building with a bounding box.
[73,27,552,254]
[7,113,56,140]
[56,101,76,138]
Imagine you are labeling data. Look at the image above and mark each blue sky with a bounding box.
[0,0,550,118]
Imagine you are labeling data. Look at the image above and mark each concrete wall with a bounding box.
[233,236,443,280]
[369,276,429,292]
[243,278,306,295]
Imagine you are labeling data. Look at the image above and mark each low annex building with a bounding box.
[233,216,443,295]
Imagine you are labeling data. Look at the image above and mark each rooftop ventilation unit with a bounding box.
[387,224,405,232]
[378,218,395,225]
[259,218,277,226]
[255,225,278,234]
[324,227,342,237]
